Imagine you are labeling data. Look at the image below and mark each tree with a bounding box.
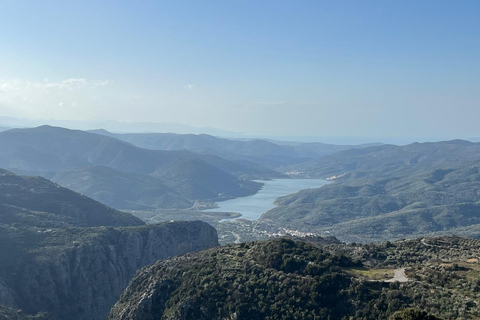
[390,308,443,320]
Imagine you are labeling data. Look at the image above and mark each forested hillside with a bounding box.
[0,126,269,208]
[112,236,480,320]
[265,141,480,242]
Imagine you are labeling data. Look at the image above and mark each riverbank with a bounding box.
[204,178,329,220]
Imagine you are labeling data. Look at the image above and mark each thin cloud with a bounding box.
[0,78,108,91]
[184,84,194,91]
[249,101,288,107]
[0,83,19,92]
[43,78,87,90]
[0,78,110,120]
[94,80,109,87]
[248,101,319,108]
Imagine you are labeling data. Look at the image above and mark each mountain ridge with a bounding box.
[0,169,143,227]
[0,126,266,205]
[265,141,480,242]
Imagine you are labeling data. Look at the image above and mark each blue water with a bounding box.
[206,179,328,220]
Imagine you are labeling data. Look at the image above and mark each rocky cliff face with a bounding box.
[0,221,218,320]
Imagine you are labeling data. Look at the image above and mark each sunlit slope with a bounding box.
[268,141,480,242]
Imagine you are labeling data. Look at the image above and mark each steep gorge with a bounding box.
[0,221,218,320]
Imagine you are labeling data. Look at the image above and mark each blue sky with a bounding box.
[0,1,479,139]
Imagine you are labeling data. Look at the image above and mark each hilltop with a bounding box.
[111,236,480,320]
[90,129,379,169]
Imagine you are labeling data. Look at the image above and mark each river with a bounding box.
[206,179,329,220]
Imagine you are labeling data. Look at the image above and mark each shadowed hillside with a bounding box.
[0,169,219,320]
[0,169,143,227]
[48,166,192,210]
[0,126,266,205]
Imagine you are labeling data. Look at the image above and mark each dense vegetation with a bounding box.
[267,140,480,242]
[390,308,442,320]
[111,239,360,320]
[111,236,480,320]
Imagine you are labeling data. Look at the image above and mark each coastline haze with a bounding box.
[1,1,479,139]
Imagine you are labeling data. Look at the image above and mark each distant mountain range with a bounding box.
[0,126,274,209]
[287,140,480,179]
[0,116,237,136]
[0,125,380,210]
[89,129,381,168]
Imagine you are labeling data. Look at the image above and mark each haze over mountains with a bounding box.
[89,129,380,168]
[2,125,480,246]
[2,124,480,319]
[48,166,192,210]
[0,116,475,145]
[265,140,480,242]
[3,0,480,318]
[288,140,480,179]
[0,125,379,211]
[0,126,276,209]
[0,117,237,137]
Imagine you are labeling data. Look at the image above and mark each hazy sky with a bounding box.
[1,1,479,139]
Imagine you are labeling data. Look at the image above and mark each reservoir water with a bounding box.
[206,179,329,220]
